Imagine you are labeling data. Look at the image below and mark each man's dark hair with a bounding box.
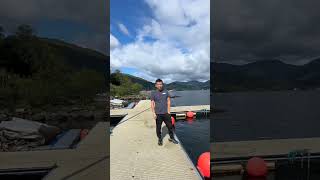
[155,79,163,84]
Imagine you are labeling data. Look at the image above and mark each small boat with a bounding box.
[110,99,126,108]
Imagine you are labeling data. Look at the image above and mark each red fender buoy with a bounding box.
[246,157,268,177]
[80,129,89,140]
[186,111,194,118]
[171,116,175,126]
[186,116,194,123]
[197,152,210,178]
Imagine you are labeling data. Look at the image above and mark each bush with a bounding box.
[110,70,143,96]
[67,69,105,105]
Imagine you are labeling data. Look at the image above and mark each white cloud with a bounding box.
[110,34,120,50]
[111,0,210,83]
[118,23,130,36]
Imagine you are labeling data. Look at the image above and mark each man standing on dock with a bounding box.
[151,79,179,146]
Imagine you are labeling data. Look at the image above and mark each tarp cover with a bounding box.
[0,117,59,151]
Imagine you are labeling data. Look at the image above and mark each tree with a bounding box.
[110,69,122,85]
[131,83,143,94]
[68,69,105,104]
[15,24,35,39]
[110,70,144,96]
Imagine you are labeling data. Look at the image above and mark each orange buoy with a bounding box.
[186,116,194,123]
[186,111,194,118]
[246,157,267,177]
[80,129,89,140]
[171,116,175,125]
[197,152,210,178]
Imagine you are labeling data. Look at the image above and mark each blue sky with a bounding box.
[111,0,151,45]
[110,0,210,83]
[111,0,153,75]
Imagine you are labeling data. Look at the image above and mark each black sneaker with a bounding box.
[158,138,163,146]
[169,138,179,144]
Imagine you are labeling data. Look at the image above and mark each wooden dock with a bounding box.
[0,122,109,180]
[111,100,208,180]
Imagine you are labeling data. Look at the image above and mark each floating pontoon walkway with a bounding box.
[212,138,320,160]
[110,103,209,117]
[111,100,208,180]
[211,138,320,174]
[0,122,109,180]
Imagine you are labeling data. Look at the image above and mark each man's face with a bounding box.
[155,81,163,90]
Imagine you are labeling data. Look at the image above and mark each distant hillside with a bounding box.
[0,35,107,75]
[125,74,154,90]
[212,58,320,92]
[40,38,107,72]
[166,80,210,91]
[0,27,107,109]
[121,73,209,91]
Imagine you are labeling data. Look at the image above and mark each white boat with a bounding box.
[110,99,124,105]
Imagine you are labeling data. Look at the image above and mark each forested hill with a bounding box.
[212,59,320,92]
[0,24,106,108]
[0,35,107,75]
[111,71,210,91]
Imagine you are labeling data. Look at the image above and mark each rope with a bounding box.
[110,107,151,134]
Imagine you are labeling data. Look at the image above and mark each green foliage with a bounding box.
[110,69,122,85]
[125,74,154,90]
[0,33,60,75]
[0,67,105,109]
[0,74,20,111]
[110,70,143,96]
[0,24,106,109]
[110,71,209,93]
[67,69,105,105]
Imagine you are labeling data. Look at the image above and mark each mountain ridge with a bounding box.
[121,73,210,91]
[212,58,320,92]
